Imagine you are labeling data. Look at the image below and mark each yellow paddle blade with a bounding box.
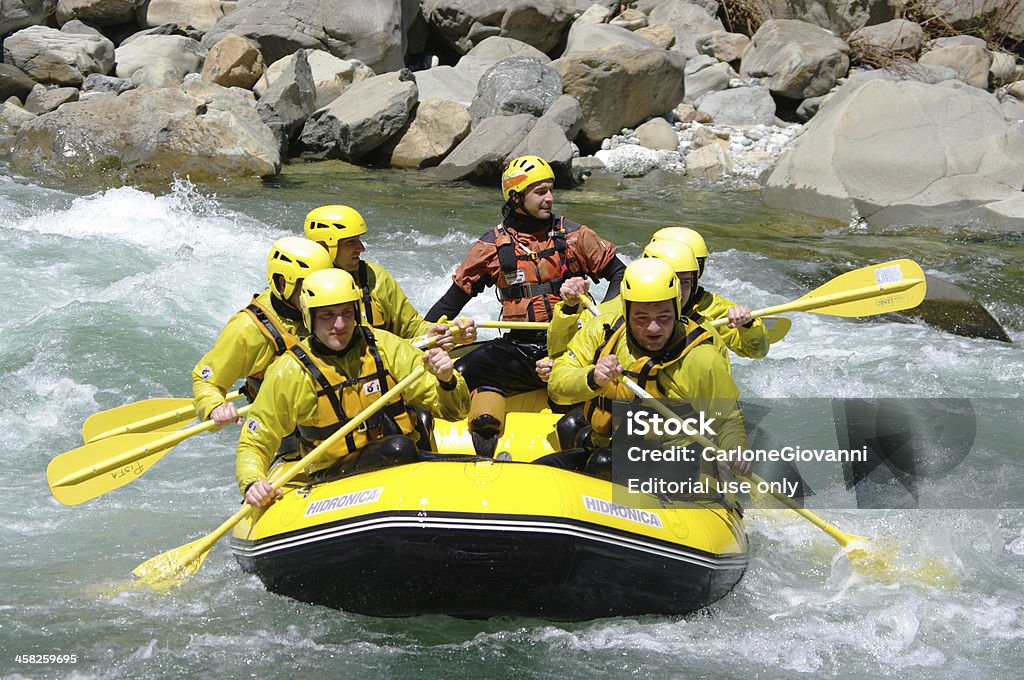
[131,366,427,588]
[762,316,791,344]
[51,406,246,505]
[47,432,180,505]
[82,390,243,443]
[845,539,962,589]
[133,501,253,585]
[83,398,194,443]
[791,259,926,317]
[131,535,214,586]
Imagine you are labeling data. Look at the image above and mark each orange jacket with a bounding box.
[451,217,617,322]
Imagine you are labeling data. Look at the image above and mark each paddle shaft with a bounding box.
[85,390,244,443]
[133,366,427,582]
[411,318,548,349]
[478,320,549,330]
[709,277,924,328]
[53,405,253,488]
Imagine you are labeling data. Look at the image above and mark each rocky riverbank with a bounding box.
[1,1,1022,228]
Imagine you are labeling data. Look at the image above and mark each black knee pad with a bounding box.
[556,408,587,451]
[412,406,436,452]
[355,435,420,473]
[584,447,613,480]
[575,426,595,450]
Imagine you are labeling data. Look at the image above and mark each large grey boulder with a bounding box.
[469,57,562,124]
[563,20,660,55]
[433,112,536,182]
[23,83,78,113]
[3,25,113,86]
[415,36,549,106]
[919,44,992,89]
[904,275,1012,342]
[847,19,924,58]
[55,0,135,25]
[115,34,207,88]
[421,0,576,55]
[299,70,418,161]
[647,0,723,59]
[202,0,419,74]
[508,114,573,179]
[924,0,1003,27]
[697,85,776,125]
[541,93,583,139]
[740,19,849,99]
[635,23,676,49]
[255,51,373,110]
[696,30,750,63]
[140,0,225,33]
[846,60,960,86]
[635,117,679,150]
[763,0,901,35]
[764,79,1024,228]
[388,98,472,168]
[0,63,38,101]
[979,195,1024,232]
[1,1,56,35]
[10,77,280,180]
[81,72,135,94]
[683,56,733,105]
[0,100,36,136]
[991,52,1017,87]
[257,48,315,157]
[554,48,686,150]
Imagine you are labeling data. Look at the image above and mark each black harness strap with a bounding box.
[290,344,358,453]
[245,303,289,355]
[357,260,377,327]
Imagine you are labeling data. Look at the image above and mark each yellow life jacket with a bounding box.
[584,316,713,437]
[289,327,416,462]
[239,294,300,399]
[356,261,387,329]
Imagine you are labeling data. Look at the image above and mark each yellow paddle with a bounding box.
[761,316,790,344]
[131,365,427,587]
[410,317,549,350]
[608,334,956,581]
[49,405,252,506]
[708,259,927,327]
[82,390,244,444]
[613,376,893,571]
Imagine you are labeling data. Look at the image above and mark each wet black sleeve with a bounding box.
[426,283,474,322]
[598,255,626,302]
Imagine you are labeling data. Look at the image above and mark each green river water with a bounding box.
[2,161,1023,679]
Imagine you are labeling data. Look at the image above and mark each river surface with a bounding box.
[2,162,1023,679]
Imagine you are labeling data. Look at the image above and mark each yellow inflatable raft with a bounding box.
[230,391,747,620]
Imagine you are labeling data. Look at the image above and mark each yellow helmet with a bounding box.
[621,257,680,320]
[642,239,699,275]
[501,155,555,200]
[651,227,708,258]
[266,237,333,301]
[299,268,362,331]
[303,205,367,259]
